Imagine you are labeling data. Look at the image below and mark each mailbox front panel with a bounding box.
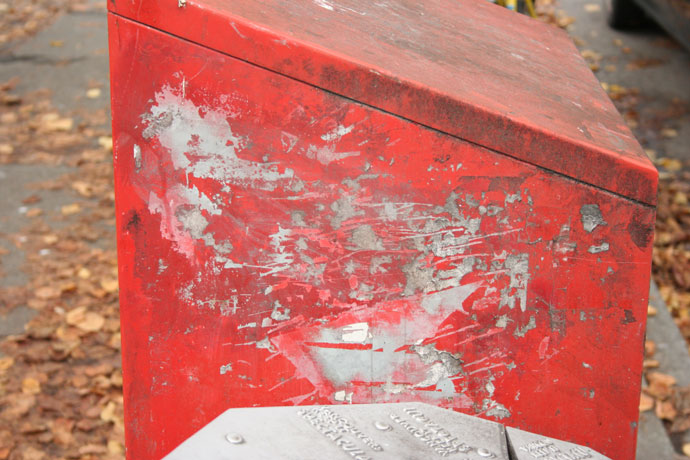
[110,16,654,460]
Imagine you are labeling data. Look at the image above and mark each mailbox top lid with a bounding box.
[109,0,657,205]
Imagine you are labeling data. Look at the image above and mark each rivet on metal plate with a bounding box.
[225,433,244,445]
[374,421,392,431]
[477,447,494,458]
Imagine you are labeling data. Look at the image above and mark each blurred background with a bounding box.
[0,0,687,459]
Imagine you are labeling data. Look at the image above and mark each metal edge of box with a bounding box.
[106,0,658,206]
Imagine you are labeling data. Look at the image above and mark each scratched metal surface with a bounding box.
[163,403,510,460]
[107,0,657,205]
[109,14,655,460]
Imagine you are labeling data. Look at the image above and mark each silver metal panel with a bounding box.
[163,403,509,460]
[505,426,611,460]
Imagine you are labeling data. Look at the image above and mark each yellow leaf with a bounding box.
[22,377,41,395]
[86,88,101,99]
[107,440,124,455]
[0,356,14,372]
[71,181,94,197]
[639,393,654,412]
[77,312,105,332]
[77,267,92,279]
[100,278,119,293]
[98,136,113,151]
[61,203,81,215]
[35,286,60,300]
[65,306,87,326]
[100,401,117,423]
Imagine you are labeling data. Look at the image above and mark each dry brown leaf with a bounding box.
[640,393,654,412]
[0,357,14,372]
[60,203,81,215]
[100,278,119,293]
[34,286,60,300]
[643,359,660,369]
[21,446,46,460]
[42,234,58,245]
[25,207,42,217]
[98,136,113,151]
[647,304,658,316]
[683,443,690,457]
[107,440,124,455]
[72,180,94,197]
[86,88,102,99]
[22,377,41,395]
[656,399,677,420]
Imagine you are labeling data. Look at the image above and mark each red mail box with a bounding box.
[108,1,657,459]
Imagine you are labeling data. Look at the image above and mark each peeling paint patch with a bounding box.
[142,85,294,190]
[580,204,607,233]
[341,323,370,343]
[588,242,609,254]
[333,390,353,403]
[321,124,354,142]
[513,315,536,337]
[219,363,232,375]
[133,144,142,171]
[483,399,511,419]
[410,343,464,387]
[270,301,291,321]
[349,225,384,251]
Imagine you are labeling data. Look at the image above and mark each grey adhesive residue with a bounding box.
[350,225,384,251]
[513,316,536,338]
[580,204,607,233]
[588,242,609,254]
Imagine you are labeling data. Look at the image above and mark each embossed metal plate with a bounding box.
[163,403,509,459]
[163,403,610,460]
[506,426,610,460]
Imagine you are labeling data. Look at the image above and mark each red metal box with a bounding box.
[107,1,657,459]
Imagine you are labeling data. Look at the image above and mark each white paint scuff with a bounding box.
[341,323,370,343]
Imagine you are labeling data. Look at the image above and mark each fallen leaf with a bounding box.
[661,128,678,138]
[86,88,101,99]
[656,399,677,420]
[0,144,13,155]
[657,157,682,172]
[61,203,81,215]
[100,278,119,293]
[648,305,657,316]
[98,136,113,151]
[640,393,654,412]
[0,357,14,372]
[50,40,64,47]
[35,286,60,300]
[21,446,46,460]
[683,443,690,457]
[25,208,42,217]
[71,181,94,197]
[22,377,41,395]
[41,113,73,132]
[107,439,124,454]
[584,3,601,12]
